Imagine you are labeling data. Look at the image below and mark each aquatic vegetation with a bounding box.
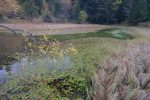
[45,28,134,41]
[0,58,89,99]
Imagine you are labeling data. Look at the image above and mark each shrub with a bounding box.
[127,0,148,25]
[23,0,39,20]
[78,10,88,23]
[42,12,56,22]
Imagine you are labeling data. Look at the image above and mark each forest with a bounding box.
[0,0,150,25]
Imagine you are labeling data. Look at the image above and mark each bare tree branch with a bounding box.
[0,24,16,35]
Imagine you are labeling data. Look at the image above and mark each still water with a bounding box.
[0,56,71,84]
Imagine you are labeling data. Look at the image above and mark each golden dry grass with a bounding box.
[91,34,150,100]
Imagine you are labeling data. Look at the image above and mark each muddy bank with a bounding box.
[0,23,111,35]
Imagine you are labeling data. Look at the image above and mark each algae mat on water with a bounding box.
[41,28,135,41]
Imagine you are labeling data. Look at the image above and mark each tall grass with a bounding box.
[91,41,150,100]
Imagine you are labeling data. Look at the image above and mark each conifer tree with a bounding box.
[128,0,148,24]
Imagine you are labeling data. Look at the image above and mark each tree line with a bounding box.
[80,0,150,25]
[15,0,87,23]
[1,0,150,25]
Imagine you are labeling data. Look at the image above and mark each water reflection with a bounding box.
[0,56,71,84]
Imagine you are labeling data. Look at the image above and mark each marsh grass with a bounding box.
[91,40,150,100]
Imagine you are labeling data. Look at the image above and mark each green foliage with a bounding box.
[34,0,45,14]
[0,68,88,99]
[54,0,62,17]
[128,0,148,25]
[42,11,55,22]
[79,0,150,24]
[71,0,81,20]
[147,0,150,20]
[23,0,39,19]
[79,0,124,24]
[78,10,88,23]
[17,0,46,20]
[1,0,150,24]
[115,0,123,4]
[48,73,88,98]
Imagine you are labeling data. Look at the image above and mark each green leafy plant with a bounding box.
[78,10,88,23]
